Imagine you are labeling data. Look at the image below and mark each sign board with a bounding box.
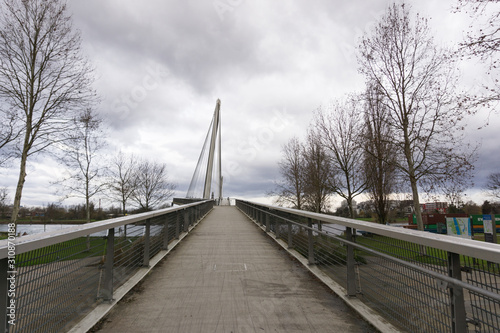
[483,214,498,243]
[446,217,471,239]
[483,214,494,243]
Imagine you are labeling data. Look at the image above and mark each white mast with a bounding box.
[203,99,221,199]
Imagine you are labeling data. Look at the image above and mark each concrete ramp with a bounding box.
[94,206,374,332]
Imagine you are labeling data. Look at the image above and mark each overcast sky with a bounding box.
[1,0,499,208]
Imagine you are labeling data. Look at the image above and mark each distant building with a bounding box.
[421,202,448,214]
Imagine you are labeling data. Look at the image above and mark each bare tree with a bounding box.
[108,152,137,215]
[485,172,500,199]
[456,0,500,107]
[301,130,333,214]
[131,160,176,211]
[0,0,95,229]
[314,96,366,218]
[362,84,398,224]
[55,109,106,224]
[270,137,306,210]
[0,187,9,219]
[358,3,475,231]
[0,110,19,166]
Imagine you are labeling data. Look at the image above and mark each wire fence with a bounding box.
[0,200,214,333]
[236,200,500,333]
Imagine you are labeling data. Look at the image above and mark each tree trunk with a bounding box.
[409,176,424,231]
[409,173,427,255]
[347,197,355,219]
[86,186,91,251]
[10,148,29,234]
[86,196,91,224]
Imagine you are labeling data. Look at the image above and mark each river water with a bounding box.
[0,224,148,237]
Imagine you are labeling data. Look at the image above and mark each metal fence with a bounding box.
[236,200,500,333]
[0,200,214,333]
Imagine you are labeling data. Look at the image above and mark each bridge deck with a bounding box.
[94,206,374,333]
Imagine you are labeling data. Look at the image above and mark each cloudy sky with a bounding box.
[2,0,499,208]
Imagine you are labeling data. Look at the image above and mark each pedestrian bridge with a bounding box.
[1,200,499,333]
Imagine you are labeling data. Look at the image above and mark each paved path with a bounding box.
[94,206,375,333]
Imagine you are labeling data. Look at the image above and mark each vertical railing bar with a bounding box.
[448,252,466,333]
[102,228,115,302]
[275,216,280,240]
[184,209,189,233]
[307,217,315,265]
[0,258,8,333]
[143,219,151,267]
[175,211,180,239]
[163,214,169,250]
[265,213,270,233]
[346,227,356,297]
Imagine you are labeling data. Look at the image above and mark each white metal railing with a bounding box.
[236,199,500,333]
[0,200,214,333]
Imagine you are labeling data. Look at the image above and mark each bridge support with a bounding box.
[186,99,223,201]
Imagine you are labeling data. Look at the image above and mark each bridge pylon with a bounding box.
[182,99,223,203]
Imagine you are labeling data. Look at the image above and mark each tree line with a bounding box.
[0,0,175,229]
[271,2,500,231]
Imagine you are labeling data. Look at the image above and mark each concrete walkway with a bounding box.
[94,206,375,333]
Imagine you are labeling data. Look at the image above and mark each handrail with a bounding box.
[239,201,500,302]
[237,199,500,332]
[237,199,500,264]
[0,200,212,258]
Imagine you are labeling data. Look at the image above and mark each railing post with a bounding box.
[448,252,467,333]
[143,219,150,267]
[0,258,8,332]
[184,209,189,232]
[287,221,293,249]
[102,228,115,302]
[163,215,169,250]
[307,218,315,264]
[346,227,356,297]
[275,217,280,239]
[175,211,180,239]
[265,213,270,233]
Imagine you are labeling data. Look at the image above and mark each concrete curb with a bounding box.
[68,210,212,333]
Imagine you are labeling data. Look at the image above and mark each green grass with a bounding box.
[472,233,500,244]
[13,235,147,267]
[356,233,500,271]
[356,217,374,222]
[355,217,408,223]
[16,237,107,267]
[291,232,367,265]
